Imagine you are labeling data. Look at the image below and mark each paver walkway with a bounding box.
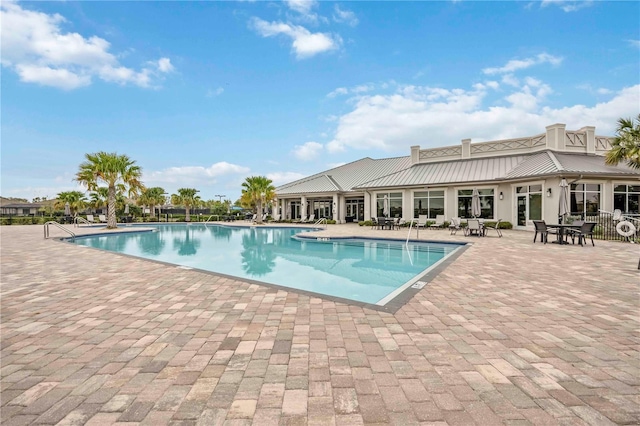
[1,224,638,425]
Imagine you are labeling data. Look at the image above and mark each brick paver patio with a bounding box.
[1,223,638,425]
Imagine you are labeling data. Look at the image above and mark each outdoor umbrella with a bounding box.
[64,202,71,216]
[559,178,570,223]
[383,195,389,217]
[471,189,481,218]
[124,204,130,214]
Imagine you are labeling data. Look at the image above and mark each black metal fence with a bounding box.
[582,212,640,242]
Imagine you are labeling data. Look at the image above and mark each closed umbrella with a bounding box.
[64,202,71,216]
[471,189,481,218]
[383,195,389,218]
[559,179,570,223]
[124,204,130,214]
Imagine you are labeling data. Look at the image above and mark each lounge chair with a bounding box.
[566,221,597,246]
[370,217,378,229]
[272,214,281,222]
[86,214,96,224]
[247,214,256,222]
[429,215,445,229]
[294,215,306,223]
[303,214,315,223]
[98,214,107,223]
[416,215,428,229]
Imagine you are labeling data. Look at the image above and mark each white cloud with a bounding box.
[146,162,250,185]
[541,0,593,12]
[483,53,563,75]
[327,162,346,169]
[291,141,323,161]
[327,83,376,98]
[250,17,341,59]
[0,2,173,90]
[206,87,224,97]
[627,39,640,49]
[266,171,306,186]
[327,83,640,153]
[333,5,358,27]
[286,0,317,16]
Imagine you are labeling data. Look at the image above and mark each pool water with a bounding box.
[73,225,462,305]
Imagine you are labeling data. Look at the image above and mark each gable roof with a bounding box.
[276,156,411,195]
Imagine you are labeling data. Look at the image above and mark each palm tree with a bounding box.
[241,176,275,224]
[605,115,640,170]
[76,152,144,229]
[171,188,199,222]
[89,187,109,213]
[138,187,166,217]
[55,191,87,215]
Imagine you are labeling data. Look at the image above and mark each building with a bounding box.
[0,202,43,216]
[275,123,640,229]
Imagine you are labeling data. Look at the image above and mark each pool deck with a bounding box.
[1,223,638,425]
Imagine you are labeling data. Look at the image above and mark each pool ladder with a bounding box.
[314,218,327,229]
[44,221,76,241]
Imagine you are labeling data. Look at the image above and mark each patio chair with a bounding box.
[377,217,388,230]
[449,217,462,235]
[429,215,445,229]
[416,215,428,229]
[532,220,558,244]
[394,218,405,230]
[465,219,483,237]
[98,214,107,223]
[303,214,315,223]
[484,219,502,237]
[566,221,597,246]
[86,214,96,224]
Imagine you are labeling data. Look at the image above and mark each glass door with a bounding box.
[517,195,527,227]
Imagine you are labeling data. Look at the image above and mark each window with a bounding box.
[570,183,600,217]
[376,192,403,217]
[289,201,301,219]
[457,189,494,219]
[614,184,640,214]
[413,190,444,219]
[312,200,332,219]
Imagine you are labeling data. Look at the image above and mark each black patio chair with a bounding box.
[566,221,597,246]
[532,220,558,244]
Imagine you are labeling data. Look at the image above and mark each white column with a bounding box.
[332,193,339,222]
[461,139,471,159]
[545,123,566,151]
[301,196,307,219]
[364,192,371,220]
[339,195,346,224]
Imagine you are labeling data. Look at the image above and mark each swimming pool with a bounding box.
[73,225,464,306]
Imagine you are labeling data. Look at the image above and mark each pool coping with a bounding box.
[61,224,470,314]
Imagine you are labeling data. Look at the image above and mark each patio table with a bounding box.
[546,223,581,245]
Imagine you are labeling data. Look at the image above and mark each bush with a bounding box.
[358,220,374,227]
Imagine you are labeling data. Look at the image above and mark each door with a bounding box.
[517,194,527,227]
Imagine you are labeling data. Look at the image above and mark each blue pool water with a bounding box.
[73,225,462,305]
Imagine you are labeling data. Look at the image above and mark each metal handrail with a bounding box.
[203,215,219,224]
[44,221,76,240]
[74,216,91,227]
[314,218,328,229]
[406,219,418,244]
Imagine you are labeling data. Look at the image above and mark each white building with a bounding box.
[275,123,640,229]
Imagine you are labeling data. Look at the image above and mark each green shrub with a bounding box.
[358,220,374,227]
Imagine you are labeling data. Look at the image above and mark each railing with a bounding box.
[593,211,639,242]
[314,218,327,229]
[203,215,219,224]
[74,216,91,227]
[44,221,76,240]
[405,219,419,244]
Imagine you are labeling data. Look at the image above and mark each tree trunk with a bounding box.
[185,206,190,222]
[150,205,156,217]
[256,200,263,224]
[107,185,117,229]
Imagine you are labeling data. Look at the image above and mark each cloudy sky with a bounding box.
[2,0,638,202]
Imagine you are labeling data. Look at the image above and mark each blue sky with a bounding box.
[2,0,639,203]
